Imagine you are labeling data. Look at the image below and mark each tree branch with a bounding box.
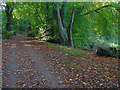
[79,5,113,16]
[68,6,75,47]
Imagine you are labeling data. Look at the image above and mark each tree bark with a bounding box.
[56,4,68,46]
[60,2,66,28]
[5,3,14,31]
[68,6,75,47]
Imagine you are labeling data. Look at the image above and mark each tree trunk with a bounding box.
[60,2,66,28]
[56,4,68,46]
[5,3,14,31]
[68,6,75,47]
[46,3,55,37]
[96,46,118,58]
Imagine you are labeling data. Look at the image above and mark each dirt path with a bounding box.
[2,36,65,88]
[2,36,119,88]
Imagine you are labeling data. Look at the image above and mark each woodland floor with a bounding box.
[2,36,119,88]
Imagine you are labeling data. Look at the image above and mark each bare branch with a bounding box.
[78,5,113,16]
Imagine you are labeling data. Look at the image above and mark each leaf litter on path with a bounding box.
[2,36,119,88]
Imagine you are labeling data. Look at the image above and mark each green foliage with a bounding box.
[2,2,118,50]
[46,43,87,56]
[2,29,13,39]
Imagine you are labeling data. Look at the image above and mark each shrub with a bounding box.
[2,29,13,39]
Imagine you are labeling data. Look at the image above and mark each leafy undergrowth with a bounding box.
[46,43,87,57]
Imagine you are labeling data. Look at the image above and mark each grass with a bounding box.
[46,43,87,57]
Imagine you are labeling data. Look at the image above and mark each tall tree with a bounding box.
[5,2,14,31]
[55,3,75,47]
[56,3,69,46]
[68,6,75,47]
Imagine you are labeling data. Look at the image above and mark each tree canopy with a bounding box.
[2,2,119,49]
